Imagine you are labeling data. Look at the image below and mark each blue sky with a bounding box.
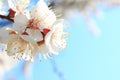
[31,6,120,80]
[1,1,120,80]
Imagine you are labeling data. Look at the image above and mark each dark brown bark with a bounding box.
[0,14,14,22]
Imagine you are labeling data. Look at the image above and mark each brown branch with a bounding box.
[37,40,44,46]
[0,14,14,22]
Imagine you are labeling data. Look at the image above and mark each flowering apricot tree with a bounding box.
[0,0,120,80]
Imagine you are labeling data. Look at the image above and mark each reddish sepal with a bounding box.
[8,8,16,18]
[43,28,50,35]
[9,31,18,34]
[22,32,28,35]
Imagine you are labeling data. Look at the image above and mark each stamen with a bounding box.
[27,18,40,30]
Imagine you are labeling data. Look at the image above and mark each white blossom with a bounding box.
[30,0,56,29]
[8,0,30,14]
[0,34,38,61]
[0,0,67,61]
[45,19,66,55]
[0,27,39,61]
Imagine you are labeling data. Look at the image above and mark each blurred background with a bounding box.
[0,0,120,80]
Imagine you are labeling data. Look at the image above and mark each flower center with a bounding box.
[27,18,40,30]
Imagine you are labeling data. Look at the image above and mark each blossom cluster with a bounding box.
[0,0,67,61]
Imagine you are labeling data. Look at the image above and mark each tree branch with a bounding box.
[0,14,14,22]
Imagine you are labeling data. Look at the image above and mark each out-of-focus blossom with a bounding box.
[52,0,120,36]
[53,0,120,16]
[8,0,30,14]
[0,0,67,61]
[0,52,16,77]
[23,62,32,80]
[105,0,120,6]
[82,12,101,36]
[53,0,99,16]
[0,0,7,15]
[52,0,101,36]
[0,1,2,10]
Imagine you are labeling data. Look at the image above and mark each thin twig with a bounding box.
[51,60,66,80]
[0,14,14,22]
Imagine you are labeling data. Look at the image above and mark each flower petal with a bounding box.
[38,44,49,54]
[8,0,16,11]
[30,0,49,18]
[20,35,36,44]
[8,0,30,11]
[45,19,66,55]
[4,35,25,56]
[52,19,65,30]
[45,31,56,54]
[12,14,28,33]
[14,14,28,25]
[0,34,19,44]
[16,0,30,10]
[26,29,43,42]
